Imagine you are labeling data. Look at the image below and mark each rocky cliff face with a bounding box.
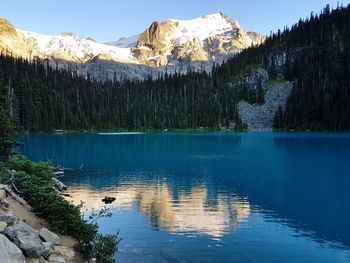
[131,13,265,68]
[0,18,38,58]
[0,18,16,36]
[236,68,293,130]
[0,13,265,81]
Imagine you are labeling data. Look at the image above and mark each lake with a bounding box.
[17,132,350,263]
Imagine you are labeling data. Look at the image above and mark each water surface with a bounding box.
[17,132,350,262]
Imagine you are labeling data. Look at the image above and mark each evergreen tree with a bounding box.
[0,107,16,161]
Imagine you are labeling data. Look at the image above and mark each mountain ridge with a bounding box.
[0,13,265,80]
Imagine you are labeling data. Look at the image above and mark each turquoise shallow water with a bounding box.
[17,132,350,262]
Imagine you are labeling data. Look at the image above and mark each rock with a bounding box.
[0,198,10,210]
[52,246,75,259]
[0,189,6,198]
[0,212,17,226]
[27,257,46,263]
[102,196,116,204]
[0,221,7,232]
[43,241,52,256]
[0,234,26,263]
[39,227,61,246]
[4,221,46,257]
[0,185,32,210]
[48,255,66,263]
[238,76,293,130]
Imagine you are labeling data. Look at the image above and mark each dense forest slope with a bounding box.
[222,4,350,131]
[0,5,349,131]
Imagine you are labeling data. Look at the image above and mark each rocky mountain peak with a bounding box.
[136,20,177,49]
[59,32,76,38]
[0,18,17,36]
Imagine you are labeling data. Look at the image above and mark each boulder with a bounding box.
[0,221,7,232]
[52,246,75,259]
[4,221,46,257]
[0,198,10,210]
[48,255,66,263]
[0,212,17,225]
[0,189,6,198]
[39,227,61,246]
[0,234,26,263]
[27,257,46,263]
[43,241,52,256]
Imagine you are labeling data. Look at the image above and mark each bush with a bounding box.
[15,170,97,241]
[7,154,53,181]
[0,162,11,183]
[5,155,119,261]
[94,234,120,263]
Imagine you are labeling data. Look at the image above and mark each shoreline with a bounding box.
[14,129,350,136]
[0,184,84,263]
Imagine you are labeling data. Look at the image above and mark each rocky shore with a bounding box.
[0,184,84,263]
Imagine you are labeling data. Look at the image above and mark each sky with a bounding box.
[1,0,349,43]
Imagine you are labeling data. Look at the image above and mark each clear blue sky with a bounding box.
[1,0,349,42]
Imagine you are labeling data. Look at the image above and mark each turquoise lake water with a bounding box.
[17,132,350,262]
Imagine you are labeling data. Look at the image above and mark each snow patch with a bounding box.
[19,30,134,61]
[106,34,140,48]
[169,13,238,45]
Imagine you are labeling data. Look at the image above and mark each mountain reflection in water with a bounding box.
[66,181,250,239]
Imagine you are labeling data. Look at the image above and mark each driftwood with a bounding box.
[0,184,32,211]
[52,178,67,191]
[1,170,68,212]
[52,186,70,197]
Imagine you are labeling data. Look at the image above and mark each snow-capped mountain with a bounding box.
[106,34,141,48]
[0,13,265,80]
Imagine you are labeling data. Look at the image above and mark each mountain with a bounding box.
[2,5,348,132]
[0,13,265,80]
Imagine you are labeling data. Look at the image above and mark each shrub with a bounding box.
[14,169,97,242]
[6,155,119,261]
[94,234,120,263]
[0,162,11,183]
[7,154,53,181]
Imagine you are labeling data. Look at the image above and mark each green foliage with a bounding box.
[231,64,263,82]
[267,79,289,86]
[14,169,97,242]
[7,154,54,181]
[278,5,350,130]
[0,107,16,161]
[0,53,248,132]
[4,155,119,261]
[94,234,120,263]
[0,162,11,183]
